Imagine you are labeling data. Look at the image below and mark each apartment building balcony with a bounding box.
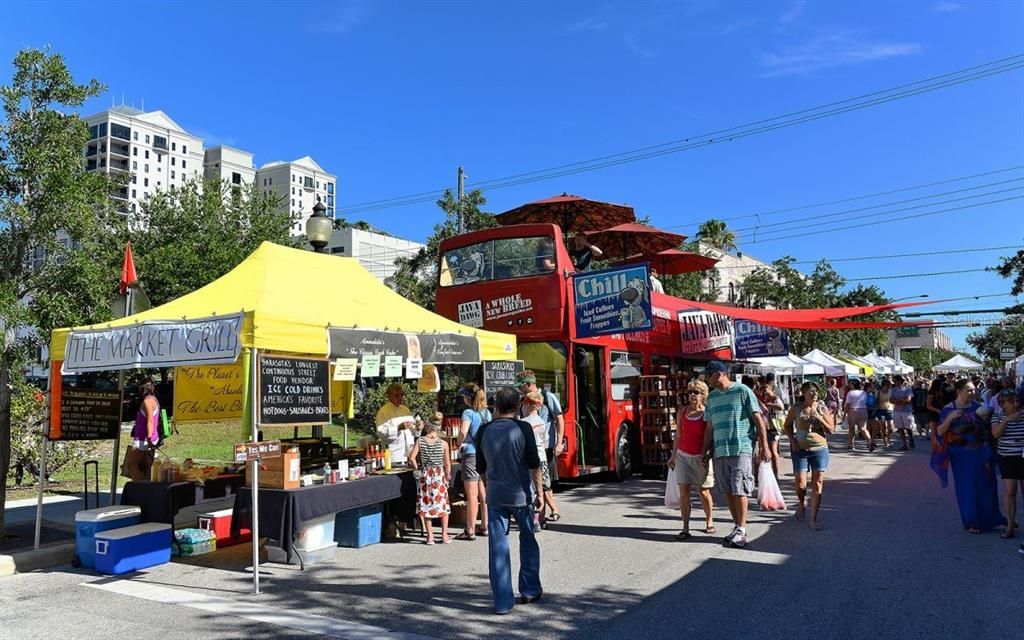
[108,143,130,158]
[85,144,98,157]
[113,187,129,201]
[86,158,98,171]
[152,136,168,153]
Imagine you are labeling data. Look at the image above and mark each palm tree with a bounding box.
[695,219,737,253]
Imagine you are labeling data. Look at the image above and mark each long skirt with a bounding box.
[416,466,451,518]
[949,444,1004,532]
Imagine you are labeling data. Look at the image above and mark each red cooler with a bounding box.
[197,508,251,547]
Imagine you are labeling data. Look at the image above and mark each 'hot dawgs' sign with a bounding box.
[62,313,243,373]
[258,355,330,426]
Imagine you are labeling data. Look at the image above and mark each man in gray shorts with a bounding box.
[701,360,769,548]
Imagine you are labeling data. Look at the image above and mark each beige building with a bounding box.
[317,227,425,282]
[256,157,337,235]
[699,244,778,304]
[887,326,953,353]
[83,107,204,219]
[203,146,256,186]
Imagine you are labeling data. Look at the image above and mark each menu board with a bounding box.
[57,389,122,441]
[258,355,330,426]
[483,360,524,397]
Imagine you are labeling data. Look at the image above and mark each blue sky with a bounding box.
[2,0,1022,350]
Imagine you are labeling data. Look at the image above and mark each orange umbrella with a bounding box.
[495,193,636,234]
[583,223,686,262]
[621,249,719,275]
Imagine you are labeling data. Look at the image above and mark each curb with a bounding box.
[0,542,75,577]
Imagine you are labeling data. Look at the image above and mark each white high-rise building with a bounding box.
[203,146,256,187]
[256,157,337,235]
[83,106,204,216]
[317,228,424,282]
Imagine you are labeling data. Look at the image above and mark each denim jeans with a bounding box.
[487,503,542,612]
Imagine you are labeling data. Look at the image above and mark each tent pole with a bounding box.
[110,370,125,506]
[241,347,261,595]
[33,426,48,551]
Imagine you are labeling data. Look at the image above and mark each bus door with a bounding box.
[572,344,607,469]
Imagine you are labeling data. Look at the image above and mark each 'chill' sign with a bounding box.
[573,264,653,339]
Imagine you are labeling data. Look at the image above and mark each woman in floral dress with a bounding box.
[409,421,452,544]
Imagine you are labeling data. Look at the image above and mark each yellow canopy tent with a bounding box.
[50,241,517,362]
[834,354,874,377]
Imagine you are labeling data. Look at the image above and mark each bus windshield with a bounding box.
[439,235,556,287]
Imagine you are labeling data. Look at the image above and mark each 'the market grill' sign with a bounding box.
[258,355,330,426]
[234,440,282,463]
[328,328,481,364]
[62,313,243,373]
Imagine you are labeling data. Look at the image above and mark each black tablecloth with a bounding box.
[202,474,244,499]
[121,481,196,524]
[232,472,413,555]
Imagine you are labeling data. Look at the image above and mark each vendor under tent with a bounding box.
[802,349,860,377]
[42,242,517,584]
[934,354,984,372]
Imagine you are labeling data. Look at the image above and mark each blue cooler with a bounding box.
[94,523,172,575]
[75,506,141,569]
[334,504,382,548]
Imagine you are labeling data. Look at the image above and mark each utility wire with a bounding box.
[338,54,1024,216]
[744,194,1024,244]
[844,267,990,282]
[711,245,1024,269]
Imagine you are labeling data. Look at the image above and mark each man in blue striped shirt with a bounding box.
[701,360,769,548]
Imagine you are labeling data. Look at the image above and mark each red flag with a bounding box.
[119,241,138,294]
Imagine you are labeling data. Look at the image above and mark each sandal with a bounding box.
[455,531,476,541]
[794,504,806,522]
[426,538,435,545]
[1000,530,1016,540]
[676,530,691,540]
[705,525,717,534]
[547,512,561,522]
[808,521,822,531]
[478,529,488,537]
[967,527,982,535]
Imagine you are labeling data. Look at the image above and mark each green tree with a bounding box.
[385,189,496,310]
[966,317,1024,366]
[127,179,295,307]
[334,217,381,234]
[993,247,1024,313]
[0,49,123,536]
[899,346,956,373]
[695,218,738,252]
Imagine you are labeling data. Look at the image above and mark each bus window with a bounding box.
[440,235,556,287]
[518,341,567,406]
[610,350,642,401]
[649,354,672,375]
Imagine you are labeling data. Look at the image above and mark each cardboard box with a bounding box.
[245,447,301,490]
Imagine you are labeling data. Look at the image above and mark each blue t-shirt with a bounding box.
[477,417,542,507]
[459,408,492,455]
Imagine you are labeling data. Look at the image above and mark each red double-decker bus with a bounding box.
[435,223,731,481]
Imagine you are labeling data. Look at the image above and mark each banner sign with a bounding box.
[234,440,282,463]
[63,312,243,373]
[573,264,653,339]
[52,388,121,441]
[483,360,525,397]
[406,358,423,379]
[333,358,358,381]
[174,364,244,423]
[258,355,330,426]
[360,353,381,378]
[328,328,481,364]
[678,309,733,355]
[1001,346,1017,360]
[384,355,404,377]
[733,320,790,358]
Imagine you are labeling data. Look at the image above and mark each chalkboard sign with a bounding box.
[57,389,121,441]
[483,360,524,397]
[258,355,330,426]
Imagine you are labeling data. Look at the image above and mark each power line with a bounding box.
[744,194,1024,245]
[338,54,1024,216]
[710,245,1024,269]
[732,177,1024,237]
[844,267,990,282]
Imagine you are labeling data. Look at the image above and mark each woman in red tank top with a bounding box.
[667,380,715,540]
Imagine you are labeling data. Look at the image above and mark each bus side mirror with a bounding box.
[574,348,590,370]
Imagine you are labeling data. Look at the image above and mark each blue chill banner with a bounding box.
[573,264,654,338]
[733,319,790,358]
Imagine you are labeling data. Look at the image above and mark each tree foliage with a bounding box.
[128,179,296,307]
[0,49,122,534]
[385,189,496,310]
[994,247,1024,313]
[695,218,737,252]
[738,257,892,355]
[966,317,1024,367]
[898,346,958,373]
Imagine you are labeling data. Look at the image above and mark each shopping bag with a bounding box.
[159,409,172,440]
[664,474,680,510]
[757,462,787,511]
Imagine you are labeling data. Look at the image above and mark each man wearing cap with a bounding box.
[701,360,769,549]
[516,370,564,521]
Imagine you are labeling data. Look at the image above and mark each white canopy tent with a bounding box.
[877,355,914,375]
[934,354,984,372]
[803,349,860,377]
[858,352,895,374]
[749,355,825,376]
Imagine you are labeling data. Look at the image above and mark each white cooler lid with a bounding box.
[197,508,234,519]
[75,506,142,523]
[95,522,171,540]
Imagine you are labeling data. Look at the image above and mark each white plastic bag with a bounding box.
[757,461,787,511]
[664,474,681,509]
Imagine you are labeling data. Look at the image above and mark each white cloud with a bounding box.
[778,0,808,24]
[314,0,372,35]
[191,129,239,148]
[568,15,610,32]
[719,17,758,37]
[759,32,922,77]
[932,2,964,12]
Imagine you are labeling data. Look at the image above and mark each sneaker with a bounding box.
[1019,543,1024,555]
[724,526,740,543]
[730,532,748,548]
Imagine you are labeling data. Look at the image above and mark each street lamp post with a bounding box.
[305,201,332,439]
[892,294,928,303]
[305,200,332,254]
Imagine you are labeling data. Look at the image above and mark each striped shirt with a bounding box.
[996,416,1024,457]
[417,438,446,468]
[705,383,761,458]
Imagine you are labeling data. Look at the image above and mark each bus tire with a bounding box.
[614,424,632,482]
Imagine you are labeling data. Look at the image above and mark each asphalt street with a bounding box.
[2,434,1021,639]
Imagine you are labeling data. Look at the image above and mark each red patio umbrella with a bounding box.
[495,193,636,234]
[621,248,718,275]
[583,223,687,263]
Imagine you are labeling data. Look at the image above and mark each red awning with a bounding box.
[752,320,935,330]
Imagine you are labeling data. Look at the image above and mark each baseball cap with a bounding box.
[764,372,776,381]
[703,360,729,376]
